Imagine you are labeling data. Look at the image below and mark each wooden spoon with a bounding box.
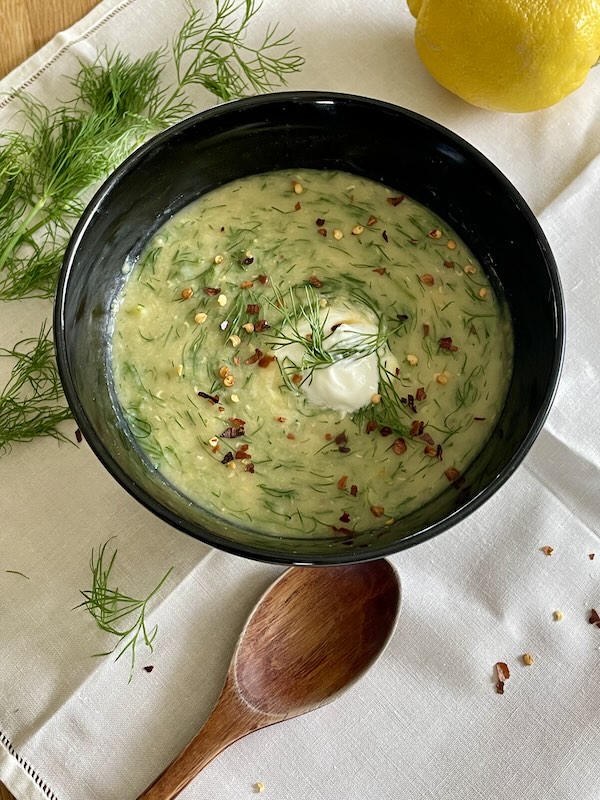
[137,559,401,800]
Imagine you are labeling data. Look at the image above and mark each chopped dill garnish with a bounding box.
[76,539,173,682]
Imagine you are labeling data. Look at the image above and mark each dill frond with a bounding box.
[77,539,173,681]
[0,324,72,455]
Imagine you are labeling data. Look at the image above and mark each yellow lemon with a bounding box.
[407,0,600,112]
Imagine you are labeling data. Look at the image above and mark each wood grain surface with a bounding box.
[0,0,100,78]
[1,2,94,797]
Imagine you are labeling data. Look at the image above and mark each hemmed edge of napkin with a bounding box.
[0,731,54,800]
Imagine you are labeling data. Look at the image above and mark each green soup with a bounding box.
[112,169,513,536]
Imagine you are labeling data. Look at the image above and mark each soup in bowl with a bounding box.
[54,92,564,564]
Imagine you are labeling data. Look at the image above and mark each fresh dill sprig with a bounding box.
[77,539,173,681]
[267,284,390,384]
[0,324,72,455]
[165,0,304,108]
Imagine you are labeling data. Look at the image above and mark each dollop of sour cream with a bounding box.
[275,304,380,415]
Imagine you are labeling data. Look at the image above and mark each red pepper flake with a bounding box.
[258,355,275,368]
[331,526,353,536]
[444,466,461,483]
[242,256,254,266]
[420,274,435,286]
[339,446,351,453]
[75,428,83,443]
[317,228,327,237]
[397,314,408,322]
[386,195,405,206]
[221,426,245,439]
[373,267,387,276]
[350,484,358,497]
[423,323,430,337]
[410,420,424,437]
[589,609,600,627]
[258,274,269,284]
[428,228,443,239]
[235,449,250,459]
[324,432,333,441]
[294,201,301,211]
[240,280,254,289]
[589,553,596,560]
[380,426,393,437]
[495,661,510,694]
[198,390,220,404]
[292,373,303,385]
[382,230,389,242]
[228,417,246,428]
[418,432,435,446]
[392,437,407,455]
[315,217,326,226]
[335,432,348,447]
[443,260,455,268]
[541,546,554,556]
[407,394,417,413]
[424,445,439,458]
[143,665,154,673]
[416,387,427,401]
[308,275,323,287]
[246,303,260,315]
[474,416,486,421]
[340,511,351,523]
[366,420,378,434]
[287,433,296,440]
[337,475,348,490]
[244,463,255,473]
[222,452,234,464]
[254,320,270,332]
[203,287,221,296]
[370,506,385,517]
[439,337,458,352]
[367,215,378,226]
[245,348,263,365]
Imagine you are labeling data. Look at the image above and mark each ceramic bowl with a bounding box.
[54,92,564,564]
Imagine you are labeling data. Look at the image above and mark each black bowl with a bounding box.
[54,92,564,565]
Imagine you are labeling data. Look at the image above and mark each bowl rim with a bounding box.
[54,90,566,565]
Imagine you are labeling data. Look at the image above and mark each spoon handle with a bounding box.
[137,679,262,800]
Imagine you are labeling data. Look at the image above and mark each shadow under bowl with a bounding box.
[54,92,564,565]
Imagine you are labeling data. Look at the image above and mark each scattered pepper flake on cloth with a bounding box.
[494,662,510,694]
[541,545,554,556]
[588,609,600,628]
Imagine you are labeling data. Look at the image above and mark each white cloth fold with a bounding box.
[1,1,599,798]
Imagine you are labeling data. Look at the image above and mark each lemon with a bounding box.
[407,0,600,112]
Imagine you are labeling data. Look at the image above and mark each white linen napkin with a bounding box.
[0,1,599,799]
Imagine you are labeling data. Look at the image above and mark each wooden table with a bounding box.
[1,3,101,798]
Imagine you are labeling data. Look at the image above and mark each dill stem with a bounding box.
[0,196,48,274]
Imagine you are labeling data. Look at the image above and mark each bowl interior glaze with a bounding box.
[55,92,564,564]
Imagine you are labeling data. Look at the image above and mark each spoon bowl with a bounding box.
[138,559,400,800]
